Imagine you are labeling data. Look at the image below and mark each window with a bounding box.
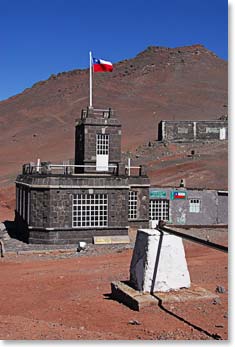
[149,200,169,221]
[72,194,108,228]
[189,199,200,213]
[96,134,109,155]
[128,191,138,220]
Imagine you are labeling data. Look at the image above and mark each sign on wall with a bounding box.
[149,191,167,199]
[170,191,187,200]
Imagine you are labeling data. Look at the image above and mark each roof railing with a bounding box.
[22,162,145,177]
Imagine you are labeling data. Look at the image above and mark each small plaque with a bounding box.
[93,235,130,245]
[149,191,167,199]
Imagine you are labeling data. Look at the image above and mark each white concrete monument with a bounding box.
[130,229,191,293]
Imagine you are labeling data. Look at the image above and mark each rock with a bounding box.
[128,320,141,325]
[0,222,6,232]
[0,240,5,257]
[216,286,226,294]
[212,297,221,305]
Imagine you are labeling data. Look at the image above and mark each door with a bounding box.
[149,199,169,228]
[219,128,226,140]
[96,134,109,171]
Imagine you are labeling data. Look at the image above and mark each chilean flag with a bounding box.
[93,57,113,72]
[174,191,186,199]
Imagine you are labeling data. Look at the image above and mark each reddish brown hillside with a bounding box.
[0,44,227,193]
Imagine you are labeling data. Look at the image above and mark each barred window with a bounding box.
[128,191,138,220]
[72,194,108,228]
[149,200,169,221]
[189,199,200,213]
[96,134,109,155]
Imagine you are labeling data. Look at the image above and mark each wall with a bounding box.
[158,120,228,142]
[15,173,150,244]
[217,192,228,224]
[149,187,228,226]
[75,112,122,172]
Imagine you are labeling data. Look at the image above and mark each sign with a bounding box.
[178,127,189,134]
[170,191,187,200]
[93,236,130,245]
[206,127,219,134]
[149,191,167,199]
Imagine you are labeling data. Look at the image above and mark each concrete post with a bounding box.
[130,229,191,293]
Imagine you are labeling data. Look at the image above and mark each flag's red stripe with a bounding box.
[93,64,113,72]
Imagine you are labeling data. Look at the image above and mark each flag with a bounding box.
[173,191,186,199]
[93,57,113,72]
[174,192,186,199]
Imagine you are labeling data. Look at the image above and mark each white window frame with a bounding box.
[96,134,109,155]
[149,199,169,222]
[128,191,138,220]
[72,193,108,228]
[189,199,201,213]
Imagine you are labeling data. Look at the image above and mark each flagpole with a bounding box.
[89,51,92,108]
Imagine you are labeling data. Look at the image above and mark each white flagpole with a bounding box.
[89,51,93,108]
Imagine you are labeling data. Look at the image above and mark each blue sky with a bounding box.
[0,0,228,101]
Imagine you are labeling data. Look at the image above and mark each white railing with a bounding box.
[22,162,118,175]
[22,160,143,176]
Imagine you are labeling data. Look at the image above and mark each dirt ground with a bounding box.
[0,229,228,341]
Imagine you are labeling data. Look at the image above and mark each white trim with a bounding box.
[128,191,138,220]
[89,51,93,108]
[15,182,129,189]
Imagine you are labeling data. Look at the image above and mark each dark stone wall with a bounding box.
[74,113,122,172]
[128,186,149,229]
[15,173,150,244]
[164,121,194,142]
[31,189,50,228]
[74,124,84,172]
[196,121,228,141]
[159,120,228,142]
[46,188,128,230]
[28,228,128,244]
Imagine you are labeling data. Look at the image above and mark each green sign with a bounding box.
[149,191,167,199]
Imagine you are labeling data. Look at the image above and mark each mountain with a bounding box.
[0,44,228,219]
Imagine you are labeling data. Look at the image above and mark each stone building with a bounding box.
[158,120,228,142]
[15,107,150,244]
[149,187,228,227]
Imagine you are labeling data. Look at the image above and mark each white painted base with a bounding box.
[130,229,191,293]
